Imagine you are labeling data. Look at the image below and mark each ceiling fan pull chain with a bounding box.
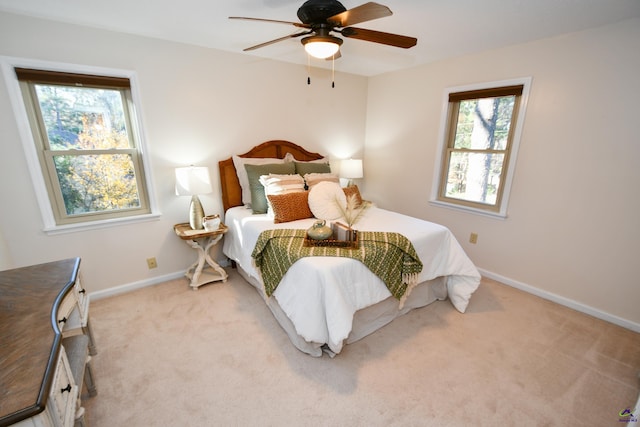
[331,54,335,88]
[307,53,311,85]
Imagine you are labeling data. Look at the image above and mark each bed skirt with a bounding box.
[234,265,447,357]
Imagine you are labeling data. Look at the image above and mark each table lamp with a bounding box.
[175,166,212,230]
[340,159,363,187]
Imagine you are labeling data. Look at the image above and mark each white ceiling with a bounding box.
[1,0,639,76]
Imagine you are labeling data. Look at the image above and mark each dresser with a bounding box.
[0,258,96,427]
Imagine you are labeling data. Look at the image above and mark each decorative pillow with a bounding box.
[308,181,346,220]
[233,156,287,205]
[304,173,340,190]
[245,162,295,214]
[343,185,363,208]
[259,174,306,216]
[294,161,331,176]
[267,192,313,223]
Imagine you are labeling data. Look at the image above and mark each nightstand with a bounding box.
[174,222,229,290]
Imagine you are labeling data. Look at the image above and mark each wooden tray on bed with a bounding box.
[303,231,359,249]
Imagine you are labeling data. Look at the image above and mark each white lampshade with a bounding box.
[175,166,212,196]
[340,159,363,180]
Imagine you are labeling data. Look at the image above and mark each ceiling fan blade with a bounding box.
[341,27,417,49]
[327,2,392,27]
[243,30,313,51]
[229,16,309,29]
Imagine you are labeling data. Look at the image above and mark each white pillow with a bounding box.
[259,174,306,216]
[308,181,346,220]
[233,156,287,205]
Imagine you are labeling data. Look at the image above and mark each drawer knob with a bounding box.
[58,317,67,324]
[61,384,72,394]
[79,289,86,294]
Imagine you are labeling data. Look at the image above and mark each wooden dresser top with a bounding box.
[0,258,80,426]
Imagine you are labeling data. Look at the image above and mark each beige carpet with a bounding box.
[83,270,639,426]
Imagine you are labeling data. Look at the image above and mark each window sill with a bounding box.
[43,212,162,235]
[429,200,507,220]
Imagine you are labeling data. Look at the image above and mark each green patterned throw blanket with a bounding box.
[251,229,423,307]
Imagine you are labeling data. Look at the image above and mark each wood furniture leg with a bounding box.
[174,223,229,290]
[184,233,228,289]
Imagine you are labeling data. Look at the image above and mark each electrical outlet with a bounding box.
[469,233,478,244]
[146,257,157,269]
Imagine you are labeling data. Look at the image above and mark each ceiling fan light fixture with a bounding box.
[302,35,343,59]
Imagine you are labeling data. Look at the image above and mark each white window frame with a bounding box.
[430,77,532,219]
[1,57,160,234]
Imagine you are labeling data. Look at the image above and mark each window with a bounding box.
[432,78,531,217]
[13,67,155,229]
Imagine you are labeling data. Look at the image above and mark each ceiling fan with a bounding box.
[229,0,417,60]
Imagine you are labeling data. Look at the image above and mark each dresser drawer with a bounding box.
[56,291,76,328]
[58,273,89,334]
[48,347,77,427]
[73,274,89,325]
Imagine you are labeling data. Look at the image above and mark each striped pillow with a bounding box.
[259,174,306,216]
[303,173,340,190]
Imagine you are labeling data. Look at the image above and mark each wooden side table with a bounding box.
[174,223,229,290]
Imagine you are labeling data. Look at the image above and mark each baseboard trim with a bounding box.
[88,264,639,333]
[88,259,233,301]
[89,271,185,301]
[479,268,640,333]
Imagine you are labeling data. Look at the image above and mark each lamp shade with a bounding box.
[175,166,212,196]
[340,159,363,180]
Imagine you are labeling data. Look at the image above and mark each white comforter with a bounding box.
[223,206,481,354]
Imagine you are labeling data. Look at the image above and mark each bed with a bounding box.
[219,140,481,356]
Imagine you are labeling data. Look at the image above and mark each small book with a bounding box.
[332,221,356,242]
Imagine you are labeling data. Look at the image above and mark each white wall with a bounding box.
[1,10,638,331]
[0,230,11,270]
[0,12,368,294]
[364,18,640,328]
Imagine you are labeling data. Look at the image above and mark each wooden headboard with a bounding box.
[218,140,324,212]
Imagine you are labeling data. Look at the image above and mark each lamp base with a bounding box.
[189,195,205,230]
